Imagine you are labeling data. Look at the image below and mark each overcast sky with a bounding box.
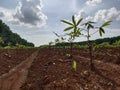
[0,0,120,46]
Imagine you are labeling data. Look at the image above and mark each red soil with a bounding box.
[0,47,120,90]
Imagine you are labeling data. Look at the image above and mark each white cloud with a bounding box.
[0,0,47,28]
[94,7,120,22]
[13,0,47,27]
[0,7,21,26]
[105,28,120,37]
[85,16,93,21]
[75,9,95,23]
[75,9,86,21]
[86,0,102,6]
[75,7,120,25]
[0,7,14,21]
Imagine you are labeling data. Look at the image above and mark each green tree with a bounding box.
[0,19,34,47]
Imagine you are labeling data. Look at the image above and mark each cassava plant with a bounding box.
[61,16,83,58]
[81,20,112,70]
[61,15,112,71]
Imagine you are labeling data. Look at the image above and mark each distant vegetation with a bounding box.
[0,20,34,48]
[54,36,120,47]
[76,36,120,46]
[40,36,120,48]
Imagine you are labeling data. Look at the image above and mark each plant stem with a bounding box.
[87,29,94,71]
[70,42,73,58]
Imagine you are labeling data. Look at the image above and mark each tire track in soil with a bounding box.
[0,50,39,90]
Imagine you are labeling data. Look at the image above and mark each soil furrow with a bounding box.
[0,50,38,90]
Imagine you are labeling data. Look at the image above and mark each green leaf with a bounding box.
[101,21,112,27]
[53,32,60,37]
[72,15,76,26]
[64,26,74,31]
[67,32,73,36]
[100,27,105,33]
[72,60,77,71]
[86,23,94,30]
[75,30,81,37]
[83,22,87,26]
[87,25,90,30]
[89,24,94,28]
[88,21,95,24]
[76,18,83,26]
[73,26,77,32]
[99,27,105,37]
[55,38,59,43]
[61,20,73,26]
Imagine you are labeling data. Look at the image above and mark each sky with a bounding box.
[0,0,120,46]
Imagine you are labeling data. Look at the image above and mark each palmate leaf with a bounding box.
[72,15,76,25]
[61,20,73,26]
[76,18,83,26]
[101,21,112,27]
[64,26,74,31]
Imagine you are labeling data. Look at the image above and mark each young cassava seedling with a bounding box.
[61,15,112,71]
[81,20,112,70]
[61,16,82,59]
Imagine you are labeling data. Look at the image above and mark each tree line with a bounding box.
[0,20,34,47]
[55,36,120,47]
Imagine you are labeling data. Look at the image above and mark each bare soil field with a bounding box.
[0,47,120,90]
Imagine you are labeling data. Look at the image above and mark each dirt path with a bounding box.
[0,50,39,90]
